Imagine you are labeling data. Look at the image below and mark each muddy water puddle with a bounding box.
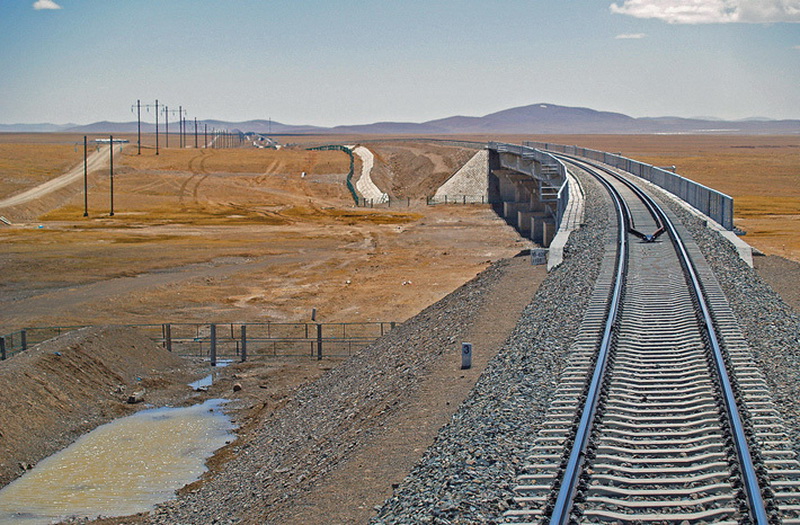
[0,399,233,524]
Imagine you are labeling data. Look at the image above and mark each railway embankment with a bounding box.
[370,169,612,524]
[143,251,546,524]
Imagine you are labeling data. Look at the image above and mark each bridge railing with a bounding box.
[524,141,734,230]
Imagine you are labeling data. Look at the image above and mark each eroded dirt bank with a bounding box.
[0,326,196,489]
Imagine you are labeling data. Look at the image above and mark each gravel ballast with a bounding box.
[371,174,612,524]
[135,158,797,523]
[663,199,800,461]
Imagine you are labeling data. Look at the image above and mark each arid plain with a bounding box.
[1,133,798,336]
[0,134,525,334]
[1,132,799,524]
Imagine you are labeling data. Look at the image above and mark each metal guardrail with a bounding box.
[524,141,734,230]
[0,322,397,363]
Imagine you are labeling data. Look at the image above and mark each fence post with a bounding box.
[164,324,172,352]
[210,324,217,366]
[316,323,323,360]
[21,330,27,351]
[241,325,247,363]
[0,337,6,360]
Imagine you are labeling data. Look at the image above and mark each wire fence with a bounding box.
[0,322,397,363]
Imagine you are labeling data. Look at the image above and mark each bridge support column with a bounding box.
[531,216,556,247]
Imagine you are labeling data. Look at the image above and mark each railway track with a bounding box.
[504,156,800,524]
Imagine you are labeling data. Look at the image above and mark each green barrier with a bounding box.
[307,145,358,204]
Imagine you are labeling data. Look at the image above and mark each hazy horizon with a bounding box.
[2,1,799,126]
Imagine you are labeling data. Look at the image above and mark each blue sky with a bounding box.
[0,0,798,125]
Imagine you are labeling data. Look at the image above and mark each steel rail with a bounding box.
[586,158,769,524]
[555,155,768,524]
[546,158,631,524]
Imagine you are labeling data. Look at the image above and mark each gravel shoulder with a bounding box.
[139,252,548,524]
[371,171,611,523]
[273,254,547,524]
[754,254,800,312]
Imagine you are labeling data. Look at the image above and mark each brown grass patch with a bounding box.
[120,147,349,176]
[0,143,83,197]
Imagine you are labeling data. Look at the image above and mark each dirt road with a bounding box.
[0,145,110,210]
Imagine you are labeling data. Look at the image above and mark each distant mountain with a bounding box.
[56,118,328,135]
[3,104,799,135]
[0,123,76,132]
[426,104,638,134]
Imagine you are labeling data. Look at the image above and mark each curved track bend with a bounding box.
[503,156,800,524]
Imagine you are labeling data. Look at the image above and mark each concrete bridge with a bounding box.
[429,141,573,252]
[487,142,568,247]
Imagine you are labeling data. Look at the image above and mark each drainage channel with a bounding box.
[0,392,233,524]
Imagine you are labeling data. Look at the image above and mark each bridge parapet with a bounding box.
[525,141,734,230]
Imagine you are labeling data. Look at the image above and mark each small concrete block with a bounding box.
[531,248,548,265]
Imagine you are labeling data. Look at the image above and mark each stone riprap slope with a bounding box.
[352,146,388,204]
[432,149,489,202]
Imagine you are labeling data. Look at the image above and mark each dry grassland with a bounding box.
[1,133,797,334]
[0,139,525,333]
[0,143,82,197]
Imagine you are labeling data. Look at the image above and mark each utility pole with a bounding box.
[179,106,187,148]
[155,100,159,155]
[178,106,182,148]
[83,136,88,217]
[194,117,198,148]
[163,105,169,148]
[109,135,114,216]
[180,106,184,148]
[138,100,161,155]
[204,124,207,149]
[130,100,142,154]
[162,106,187,149]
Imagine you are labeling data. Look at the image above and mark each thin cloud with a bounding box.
[794,44,800,48]
[610,0,800,24]
[33,0,62,10]
[616,32,648,38]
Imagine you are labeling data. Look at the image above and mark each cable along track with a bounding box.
[504,156,800,524]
